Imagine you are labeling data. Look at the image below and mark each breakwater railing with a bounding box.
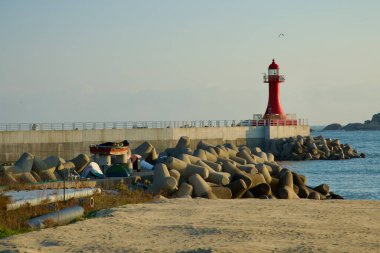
[0,119,308,131]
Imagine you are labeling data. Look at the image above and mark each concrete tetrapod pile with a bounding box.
[146,136,343,200]
[268,135,365,161]
[0,153,91,184]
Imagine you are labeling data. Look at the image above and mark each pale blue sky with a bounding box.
[0,0,379,125]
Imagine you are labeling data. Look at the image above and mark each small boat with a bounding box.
[89,140,130,155]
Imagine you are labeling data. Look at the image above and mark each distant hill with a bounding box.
[323,123,343,131]
[323,113,380,131]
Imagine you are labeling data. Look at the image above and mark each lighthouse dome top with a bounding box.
[268,59,279,69]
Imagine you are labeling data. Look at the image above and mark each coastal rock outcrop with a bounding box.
[324,113,380,131]
[323,123,343,131]
[343,123,366,131]
[372,113,380,123]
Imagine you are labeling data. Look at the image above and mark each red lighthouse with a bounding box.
[263,59,286,119]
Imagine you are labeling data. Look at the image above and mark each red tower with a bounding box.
[263,59,286,119]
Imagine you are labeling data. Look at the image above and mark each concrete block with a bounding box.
[237,149,256,164]
[257,152,268,162]
[250,183,271,197]
[183,164,209,180]
[169,169,181,184]
[193,149,207,160]
[14,153,34,173]
[196,160,229,186]
[201,160,222,172]
[215,147,229,159]
[71,154,90,173]
[229,154,246,165]
[149,163,177,195]
[223,142,238,152]
[266,152,275,162]
[165,157,187,173]
[264,161,282,176]
[189,174,212,198]
[314,184,330,195]
[226,179,247,199]
[176,182,193,198]
[196,140,213,150]
[210,186,232,199]
[307,191,321,200]
[237,165,258,174]
[256,163,272,184]
[175,136,191,149]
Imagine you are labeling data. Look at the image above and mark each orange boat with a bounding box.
[89,140,130,155]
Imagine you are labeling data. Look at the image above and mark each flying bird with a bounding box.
[278,33,285,38]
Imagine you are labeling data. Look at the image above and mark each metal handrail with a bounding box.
[0,119,309,131]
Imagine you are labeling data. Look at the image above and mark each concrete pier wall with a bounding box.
[0,125,309,162]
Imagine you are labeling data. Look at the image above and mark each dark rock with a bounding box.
[280,142,294,160]
[298,185,310,198]
[226,179,247,199]
[305,153,313,160]
[329,191,344,199]
[242,190,255,198]
[343,123,365,131]
[314,184,330,195]
[325,113,380,131]
[250,183,271,197]
[363,123,380,130]
[371,113,380,123]
[308,191,321,200]
[323,123,343,131]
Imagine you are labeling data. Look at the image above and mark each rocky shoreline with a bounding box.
[323,113,380,131]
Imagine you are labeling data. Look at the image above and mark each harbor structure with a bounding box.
[253,59,297,126]
[0,60,309,162]
[264,59,285,118]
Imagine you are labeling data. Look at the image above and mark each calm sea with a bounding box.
[281,129,380,200]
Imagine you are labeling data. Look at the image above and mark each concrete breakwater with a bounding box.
[268,135,365,161]
[0,125,310,163]
[0,135,342,200]
[145,136,342,200]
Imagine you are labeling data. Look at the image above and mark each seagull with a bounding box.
[278,33,285,38]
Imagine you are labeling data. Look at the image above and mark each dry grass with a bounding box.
[0,182,152,238]
[83,183,152,217]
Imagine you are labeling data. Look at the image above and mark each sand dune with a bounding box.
[0,198,379,253]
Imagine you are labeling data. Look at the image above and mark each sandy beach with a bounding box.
[0,198,379,253]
